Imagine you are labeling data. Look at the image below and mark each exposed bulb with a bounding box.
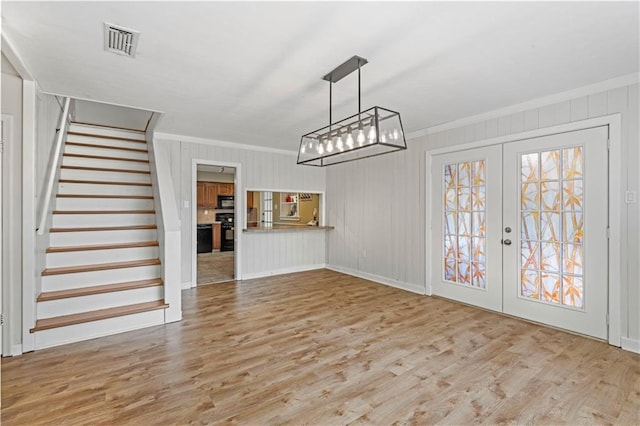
[392,128,399,140]
[368,124,376,144]
[301,144,306,154]
[336,134,344,151]
[326,138,334,153]
[380,131,387,143]
[317,141,324,155]
[346,132,354,149]
[357,129,365,146]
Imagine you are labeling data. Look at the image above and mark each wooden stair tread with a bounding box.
[30,300,168,332]
[61,165,150,174]
[66,141,148,153]
[67,130,147,143]
[63,153,149,163]
[37,279,164,302]
[53,210,155,215]
[70,121,145,134]
[57,194,153,199]
[47,241,159,253]
[50,224,157,233]
[59,179,152,187]
[42,258,160,276]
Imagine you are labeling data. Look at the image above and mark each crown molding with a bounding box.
[154,131,298,157]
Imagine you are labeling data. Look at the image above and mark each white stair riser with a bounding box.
[61,168,151,184]
[34,309,164,350]
[62,156,150,171]
[46,246,159,268]
[42,265,161,291]
[37,286,164,318]
[53,213,156,228]
[55,197,154,211]
[67,134,147,150]
[65,144,149,161]
[50,228,157,246]
[58,182,152,196]
[68,124,146,141]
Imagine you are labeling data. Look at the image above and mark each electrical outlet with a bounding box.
[625,190,637,204]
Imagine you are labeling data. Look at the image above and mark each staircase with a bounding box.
[32,122,168,348]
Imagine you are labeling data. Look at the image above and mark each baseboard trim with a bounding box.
[326,265,426,295]
[621,337,640,354]
[8,344,23,356]
[181,281,192,290]
[242,264,326,281]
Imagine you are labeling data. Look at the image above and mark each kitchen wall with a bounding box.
[326,77,640,349]
[154,134,326,285]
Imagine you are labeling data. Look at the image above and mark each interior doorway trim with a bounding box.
[425,114,622,347]
[191,159,242,287]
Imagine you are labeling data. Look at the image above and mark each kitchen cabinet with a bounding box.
[279,192,299,221]
[213,222,221,250]
[218,183,234,196]
[197,182,218,209]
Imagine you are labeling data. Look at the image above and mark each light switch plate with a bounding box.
[625,190,637,204]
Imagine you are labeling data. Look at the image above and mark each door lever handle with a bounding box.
[503,239,512,246]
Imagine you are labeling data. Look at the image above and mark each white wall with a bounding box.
[197,170,234,183]
[154,134,326,285]
[326,78,640,347]
[1,57,23,355]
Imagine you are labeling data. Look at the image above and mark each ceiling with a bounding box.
[2,2,638,151]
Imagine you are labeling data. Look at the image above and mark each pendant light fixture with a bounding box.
[297,55,407,167]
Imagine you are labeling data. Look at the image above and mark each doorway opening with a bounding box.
[194,163,237,285]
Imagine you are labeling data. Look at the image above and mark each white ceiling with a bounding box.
[2,2,638,151]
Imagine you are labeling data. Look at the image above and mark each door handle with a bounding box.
[503,239,512,246]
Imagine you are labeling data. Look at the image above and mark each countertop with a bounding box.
[243,224,334,233]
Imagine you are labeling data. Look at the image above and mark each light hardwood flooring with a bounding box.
[2,269,639,424]
[197,251,234,284]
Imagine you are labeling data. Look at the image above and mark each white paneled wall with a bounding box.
[154,136,326,285]
[326,81,640,346]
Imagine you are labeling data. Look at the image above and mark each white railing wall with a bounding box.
[36,96,71,235]
[147,114,182,323]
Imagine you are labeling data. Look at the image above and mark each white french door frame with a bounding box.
[426,114,622,346]
[191,159,243,287]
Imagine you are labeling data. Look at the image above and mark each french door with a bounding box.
[431,126,609,339]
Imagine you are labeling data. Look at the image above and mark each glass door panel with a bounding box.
[502,126,608,339]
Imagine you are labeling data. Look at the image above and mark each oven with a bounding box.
[216,213,234,252]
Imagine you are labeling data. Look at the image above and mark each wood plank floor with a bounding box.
[2,269,639,425]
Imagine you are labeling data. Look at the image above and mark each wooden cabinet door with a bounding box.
[213,223,221,250]
[205,183,218,208]
[196,182,207,208]
[218,183,234,196]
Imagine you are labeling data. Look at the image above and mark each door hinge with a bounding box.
[607,138,611,151]
[606,313,610,326]
[606,227,610,239]
[1,314,4,326]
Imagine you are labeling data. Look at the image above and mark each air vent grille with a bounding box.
[103,22,139,58]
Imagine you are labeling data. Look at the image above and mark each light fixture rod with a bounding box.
[329,81,332,132]
[358,61,361,122]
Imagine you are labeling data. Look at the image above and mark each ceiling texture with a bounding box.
[2,1,639,151]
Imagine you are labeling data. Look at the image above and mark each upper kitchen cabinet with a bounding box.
[218,183,234,196]
[197,181,234,208]
[280,192,299,221]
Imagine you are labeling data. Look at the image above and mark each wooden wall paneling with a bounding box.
[523,109,539,131]
[553,101,571,125]
[486,118,499,139]
[497,116,510,136]
[538,104,555,128]
[588,92,608,117]
[570,96,589,121]
[509,112,525,134]
[627,83,640,341]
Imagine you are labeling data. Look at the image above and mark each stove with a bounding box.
[216,213,234,252]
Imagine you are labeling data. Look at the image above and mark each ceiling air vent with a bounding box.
[103,22,140,58]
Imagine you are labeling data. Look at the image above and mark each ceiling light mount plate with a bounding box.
[322,55,368,83]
